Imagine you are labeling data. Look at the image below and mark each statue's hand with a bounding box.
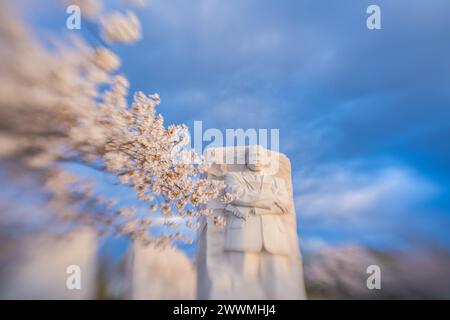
[225,204,249,220]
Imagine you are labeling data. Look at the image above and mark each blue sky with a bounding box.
[24,0,450,253]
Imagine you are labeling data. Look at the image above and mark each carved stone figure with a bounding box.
[196,146,306,299]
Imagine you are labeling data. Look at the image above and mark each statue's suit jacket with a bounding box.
[224,171,293,255]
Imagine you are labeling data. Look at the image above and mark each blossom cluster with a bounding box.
[0,1,223,246]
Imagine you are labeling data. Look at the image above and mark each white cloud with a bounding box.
[301,236,329,252]
[295,163,440,226]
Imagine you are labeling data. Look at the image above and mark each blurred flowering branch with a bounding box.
[0,1,223,246]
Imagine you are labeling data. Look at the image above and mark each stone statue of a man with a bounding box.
[224,146,292,255]
[196,146,306,299]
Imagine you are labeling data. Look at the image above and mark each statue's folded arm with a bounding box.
[224,173,272,209]
[271,178,291,213]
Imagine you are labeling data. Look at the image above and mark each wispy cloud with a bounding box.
[295,162,440,226]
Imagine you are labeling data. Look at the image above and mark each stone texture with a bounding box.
[0,227,97,299]
[130,244,196,299]
[196,146,307,299]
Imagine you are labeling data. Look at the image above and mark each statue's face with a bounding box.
[246,147,271,172]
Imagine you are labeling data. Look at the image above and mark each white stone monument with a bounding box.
[0,227,97,299]
[129,244,196,299]
[196,146,307,299]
